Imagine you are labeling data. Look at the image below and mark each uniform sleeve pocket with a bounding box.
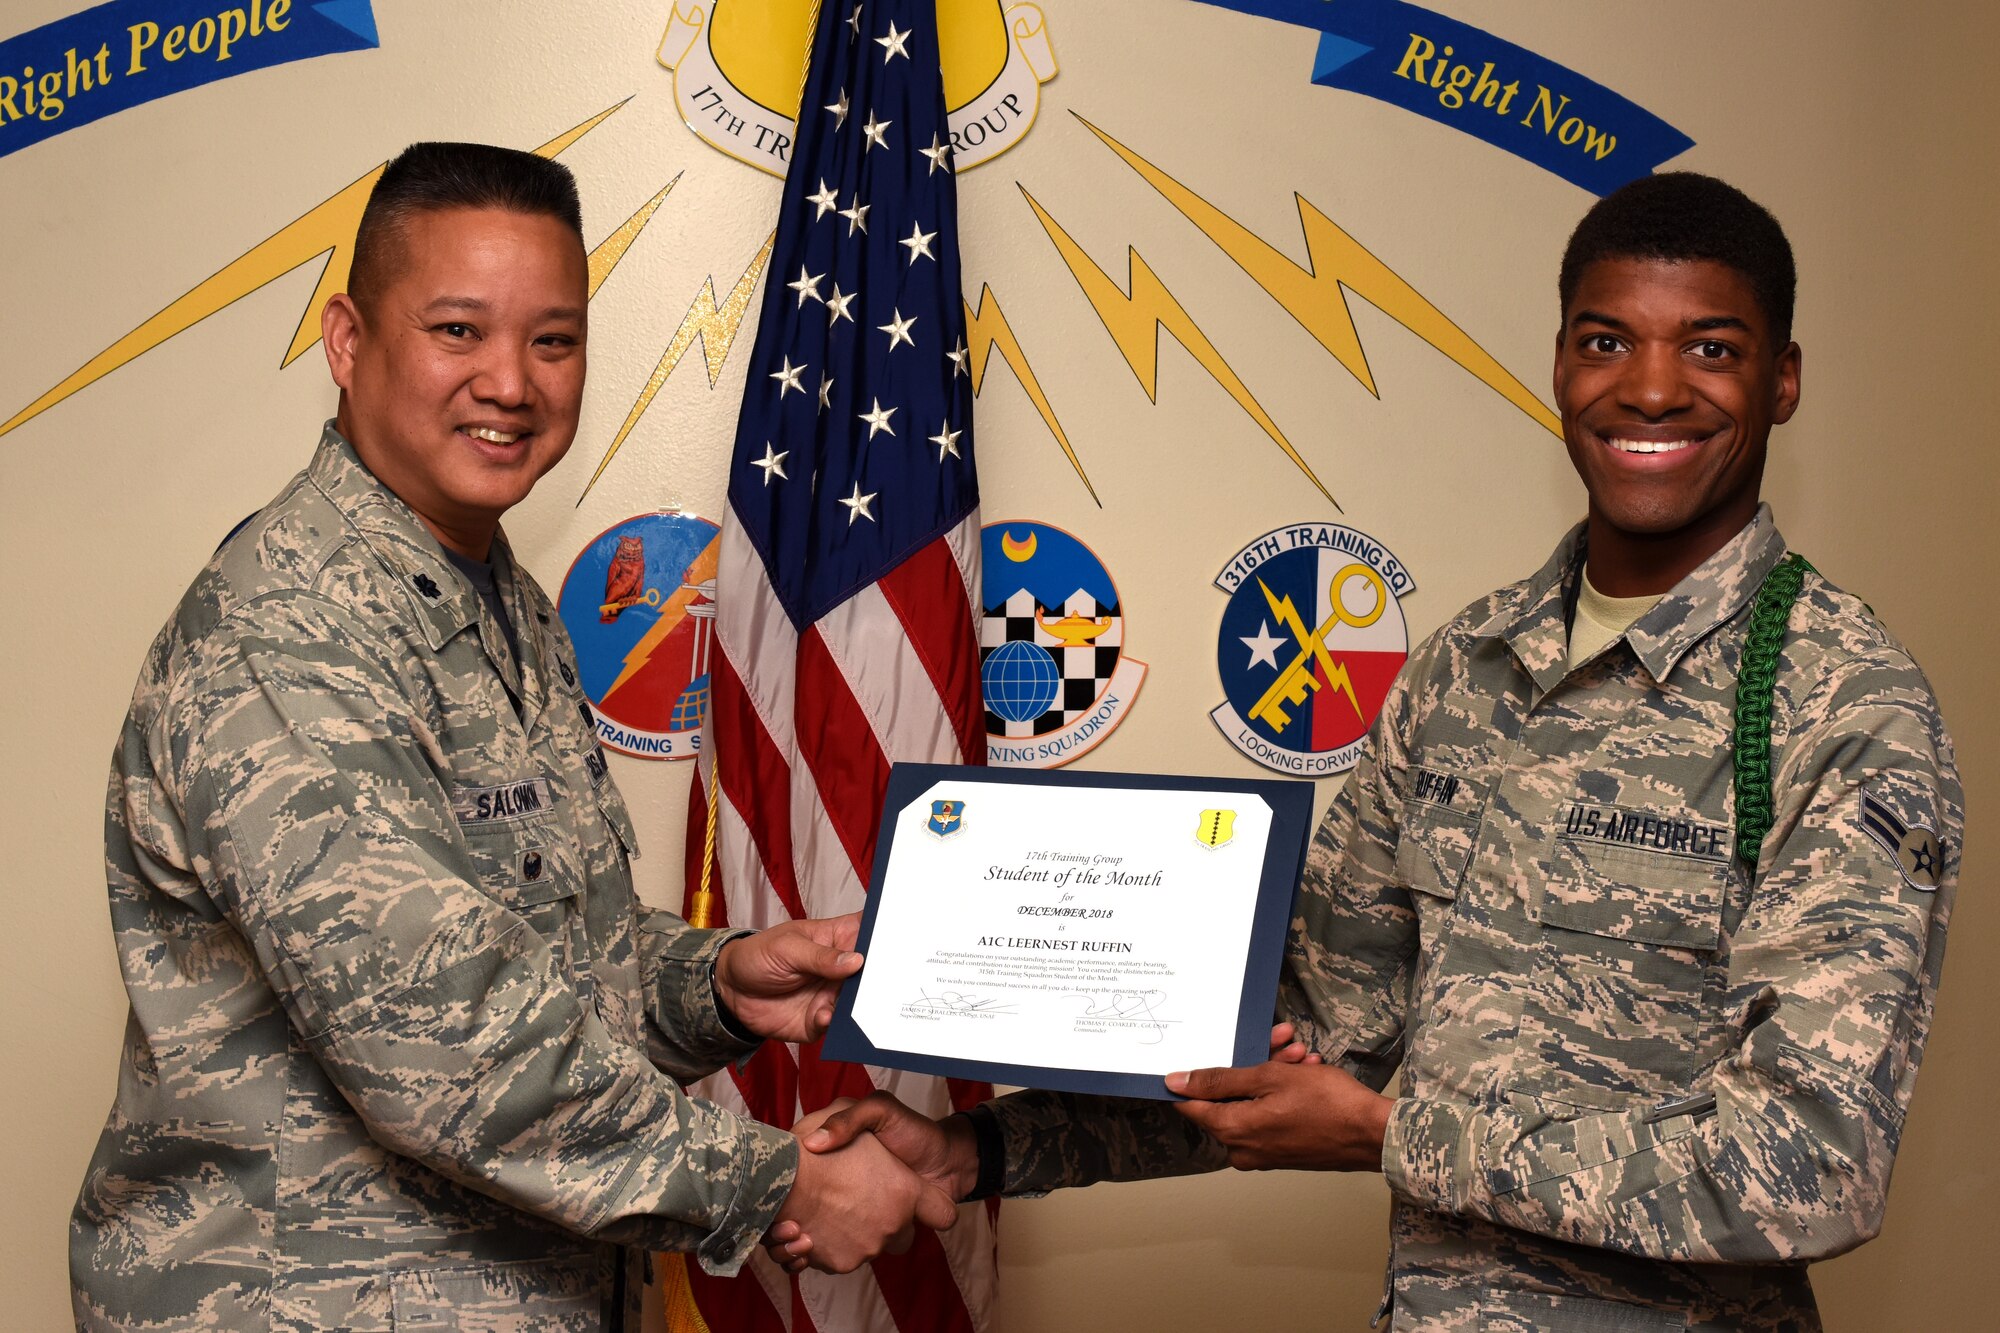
[1542,841,1727,951]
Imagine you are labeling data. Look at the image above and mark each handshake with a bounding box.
[763,1093,974,1274]
[709,913,978,1274]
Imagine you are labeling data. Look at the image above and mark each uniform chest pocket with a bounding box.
[1539,840,1727,950]
[1395,763,1487,904]
[1395,808,1477,903]
[1518,832,1731,1102]
[452,777,583,942]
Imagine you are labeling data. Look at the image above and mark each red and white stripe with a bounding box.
[682,512,996,1333]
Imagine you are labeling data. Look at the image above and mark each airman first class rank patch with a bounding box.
[1860,788,1945,891]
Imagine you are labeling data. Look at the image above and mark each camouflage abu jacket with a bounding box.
[72,427,796,1331]
[979,506,1959,1331]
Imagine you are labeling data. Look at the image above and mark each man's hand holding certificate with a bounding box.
[822,764,1313,1099]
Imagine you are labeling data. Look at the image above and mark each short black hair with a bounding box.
[348,141,584,310]
[1559,172,1796,343]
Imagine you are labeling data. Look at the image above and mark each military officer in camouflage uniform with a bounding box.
[71,142,952,1331]
[796,174,1961,1330]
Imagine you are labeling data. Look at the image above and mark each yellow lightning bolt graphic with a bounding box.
[578,230,777,503]
[1250,577,1364,732]
[1,101,646,441]
[602,531,723,706]
[1076,114,1560,438]
[961,282,1097,505]
[1020,185,1340,510]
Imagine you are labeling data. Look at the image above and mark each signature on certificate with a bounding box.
[1075,989,1173,1043]
[903,989,1016,1015]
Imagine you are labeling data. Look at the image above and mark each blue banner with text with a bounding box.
[1192,0,1692,195]
[0,0,378,160]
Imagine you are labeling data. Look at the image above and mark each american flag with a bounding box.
[671,1,995,1330]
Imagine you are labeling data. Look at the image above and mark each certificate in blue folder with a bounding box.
[822,763,1315,1100]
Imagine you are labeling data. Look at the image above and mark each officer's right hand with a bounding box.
[767,1099,958,1273]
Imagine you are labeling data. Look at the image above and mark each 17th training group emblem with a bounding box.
[1212,524,1415,778]
[658,0,1057,176]
[556,512,722,760]
[980,520,1146,768]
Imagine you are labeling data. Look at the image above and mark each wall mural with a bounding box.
[0,0,1694,781]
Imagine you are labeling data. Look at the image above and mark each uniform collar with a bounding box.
[1625,504,1788,684]
[306,422,481,653]
[488,530,555,733]
[1500,503,1788,694]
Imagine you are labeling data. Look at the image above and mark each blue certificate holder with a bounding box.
[822,763,1316,1099]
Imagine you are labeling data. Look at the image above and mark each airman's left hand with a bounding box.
[1166,1059,1392,1173]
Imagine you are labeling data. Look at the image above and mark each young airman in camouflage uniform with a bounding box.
[797,175,1960,1330]
[72,144,942,1331]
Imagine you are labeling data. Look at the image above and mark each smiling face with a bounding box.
[323,206,588,558]
[1554,256,1801,594]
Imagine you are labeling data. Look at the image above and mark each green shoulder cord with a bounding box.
[1732,553,1816,870]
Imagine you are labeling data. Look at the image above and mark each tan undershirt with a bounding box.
[1568,568,1664,667]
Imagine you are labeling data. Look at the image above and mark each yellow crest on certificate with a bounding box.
[658,0,1058,176]
[1195,809,1237,850]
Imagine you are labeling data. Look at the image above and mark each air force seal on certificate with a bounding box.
[1212,524,1414,778]
[926,799,968,840]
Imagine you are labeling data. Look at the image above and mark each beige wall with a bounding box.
[3,2,1993,1328]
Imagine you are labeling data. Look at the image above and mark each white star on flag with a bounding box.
[817,373,834,411]
[878,309,917,351]
[1241,619,1286,670]
[824,284,856,324]
[788,266,824,306]
[861,111,892,151]
[929,423,962,460]
[752,443,789,485]
[858,398,898,439]
[947,336,970,377]
[920,132,953,175]
[806,179,840,218]
[901,220,936,263]
[839,200,870,235]
[770,355,807,396]
[824,89,849,128]
[839,480,878,524]
[876,20,911,62]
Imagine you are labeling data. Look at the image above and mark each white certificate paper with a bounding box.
[828,767,1307,1093]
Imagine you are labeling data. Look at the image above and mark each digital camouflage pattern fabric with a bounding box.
[982,507,1960,1331]
[72,426,797,1331]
